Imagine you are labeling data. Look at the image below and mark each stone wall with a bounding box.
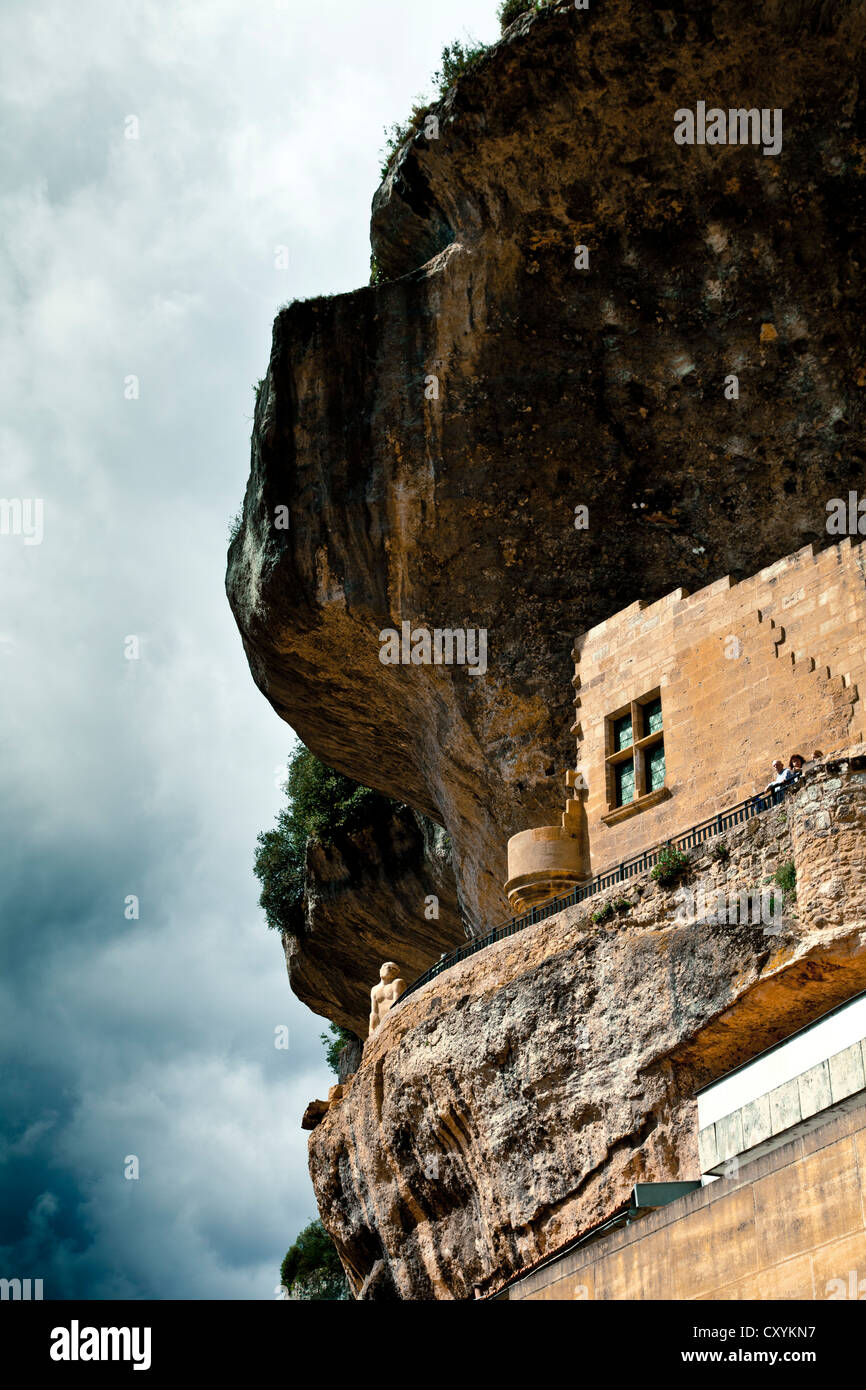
[573,539,865,876]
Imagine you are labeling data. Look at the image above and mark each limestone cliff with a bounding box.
[285,806,464,1037]
[227,0,866,951]
[311,764,866,1299]
[225,0,866,1301]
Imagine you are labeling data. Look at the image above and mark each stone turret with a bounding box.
[504,770,589,913]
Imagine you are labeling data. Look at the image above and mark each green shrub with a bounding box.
[774,861,797,898]
[498,0,557,31]
[320,1021,356,1077]
[379,117,415,179]
[591,901,615,924]
[228,510,243,545]
[591,896,631,923]
[651,844,690,887]
[433,40,487,93]
[498,0,544,30]
[377,40,486,182]
[253,744,398,934]
[378,4,552,178]
[378,98,437,179]
[712,842,731,864]
[280,1220,351,1301]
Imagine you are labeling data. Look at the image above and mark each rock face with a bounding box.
[227,0,866,941]
[301,1099,329,1132]
[285,806,464,1037]
[226,0,866,1302]
[310,764,866,1299]
[336,1035,363,1085]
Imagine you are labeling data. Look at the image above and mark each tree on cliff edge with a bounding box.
[254,745,395,1070]
[280,1219,351,1300]
[254,744,397,935]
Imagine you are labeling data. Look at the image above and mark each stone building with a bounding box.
[506,539,865,911]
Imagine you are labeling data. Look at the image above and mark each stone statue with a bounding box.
[368,961,407,1037]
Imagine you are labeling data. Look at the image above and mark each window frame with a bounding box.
[603,687,668,821]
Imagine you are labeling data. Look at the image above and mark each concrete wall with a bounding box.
[699,991,866,1176]
[499,1101,866,1300]
[572,539,866,876]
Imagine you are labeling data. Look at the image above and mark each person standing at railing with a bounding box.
[764,758,795,797]
[746,758,788,815]
[429,952,449,980]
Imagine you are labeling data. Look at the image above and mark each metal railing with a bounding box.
[400,781,797,1002]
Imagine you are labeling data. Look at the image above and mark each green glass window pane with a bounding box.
[644,697,663,736]
[613,713,633,752]
[646,741,665,792]
[616,759,635,807]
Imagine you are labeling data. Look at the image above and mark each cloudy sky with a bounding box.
[0,0,500,1300]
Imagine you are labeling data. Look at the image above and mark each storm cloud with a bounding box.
[0,0,498,1298]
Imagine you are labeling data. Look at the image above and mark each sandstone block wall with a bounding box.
[573,539,865,876]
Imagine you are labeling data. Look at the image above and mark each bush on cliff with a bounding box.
[376,34,488,196]
[498,0,547,30]
[253,743,398,934]
[321,1021,356,1077]
[432,39,487,91]
[774,860,797,898]
[378,101,433,181]
[651,844,690,888]
[591,901,615,925]
[373,1,553,277]
[280,1219,351,1301]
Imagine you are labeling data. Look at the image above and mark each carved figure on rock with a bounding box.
[368,961,406,1037]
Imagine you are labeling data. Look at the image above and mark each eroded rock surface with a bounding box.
[227,0,866,942]
[310,765,866,1299]
[285,806,464,1036]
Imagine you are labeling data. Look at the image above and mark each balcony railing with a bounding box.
[400,777,808,1003]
